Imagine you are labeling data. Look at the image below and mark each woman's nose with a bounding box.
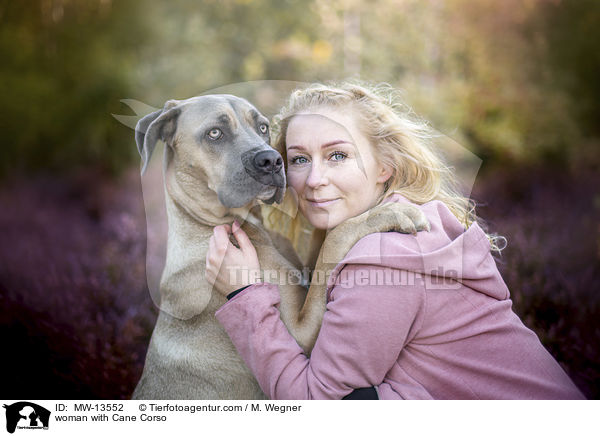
[305,162,328,188]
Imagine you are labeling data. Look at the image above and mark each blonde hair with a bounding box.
[264,81,505,256]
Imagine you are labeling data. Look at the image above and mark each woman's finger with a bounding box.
[231,221,255,255]
[208,234,216,262]
[207,234,222,272]
[205,246,212,270]
[213,225,231,255]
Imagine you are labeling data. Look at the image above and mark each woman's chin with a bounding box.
[300,203,344,230]
[306,214,343,230]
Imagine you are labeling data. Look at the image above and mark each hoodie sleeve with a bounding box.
[215,263,426,400]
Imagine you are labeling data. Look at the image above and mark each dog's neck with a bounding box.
[156,162,264,320]
[164,161,262,228]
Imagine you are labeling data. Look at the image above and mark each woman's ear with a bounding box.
[377,163,393,184]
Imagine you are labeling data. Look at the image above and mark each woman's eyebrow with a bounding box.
[287,139,351,151]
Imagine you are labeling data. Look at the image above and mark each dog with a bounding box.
[131,94,428,399]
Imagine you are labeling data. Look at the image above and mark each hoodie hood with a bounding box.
[327,193,509,301]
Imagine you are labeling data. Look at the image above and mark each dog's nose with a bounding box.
[253,150,283,174]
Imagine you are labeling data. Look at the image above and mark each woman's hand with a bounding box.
[205,220,262,298]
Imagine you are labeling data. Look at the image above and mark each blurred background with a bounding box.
[0,0,598,399]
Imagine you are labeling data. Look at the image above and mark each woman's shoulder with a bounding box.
[328,194,495,292]
[326,193,508,304]
[384,193,467,239]
[340,194,474,263]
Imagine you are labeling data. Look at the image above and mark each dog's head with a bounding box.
[135,94,285,209]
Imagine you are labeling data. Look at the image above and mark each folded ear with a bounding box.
[134,104,180,175]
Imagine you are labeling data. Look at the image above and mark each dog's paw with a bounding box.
[319,201,430,265]
[359,201,430,236]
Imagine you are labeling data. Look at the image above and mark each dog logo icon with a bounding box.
[3,402,50,433]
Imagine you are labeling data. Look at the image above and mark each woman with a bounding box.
[205,82,584,400]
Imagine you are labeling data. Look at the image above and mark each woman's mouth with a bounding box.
[305,198,340,208]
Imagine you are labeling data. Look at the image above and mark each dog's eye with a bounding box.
[259,124,269,135]
[207,128,223,140]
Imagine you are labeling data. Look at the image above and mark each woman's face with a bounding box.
[285,106,392,230]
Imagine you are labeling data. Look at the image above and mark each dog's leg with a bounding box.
[305,228,326,272]
[266,229,305,271]
[279,202,429,353]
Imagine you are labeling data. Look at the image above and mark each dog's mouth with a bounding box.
[256,186,284,204]
[256,187,277,201]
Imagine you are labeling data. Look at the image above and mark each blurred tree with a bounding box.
[536,0,600,137]
[320,0,589,168]
[530,0,600,170]
[1,0,597,176]
[0,0,152,176]
[132,0,329,102]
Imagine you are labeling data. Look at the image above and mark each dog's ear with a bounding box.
[135,104,180,175]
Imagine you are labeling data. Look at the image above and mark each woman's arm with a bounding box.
[215,263,426,400]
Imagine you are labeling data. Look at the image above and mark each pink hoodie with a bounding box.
[215,194,585,399]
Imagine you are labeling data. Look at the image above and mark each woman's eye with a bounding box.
[330,151,347,161]
[259,124,269,134]
[290,156,308,165]
[207,128,223,140]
